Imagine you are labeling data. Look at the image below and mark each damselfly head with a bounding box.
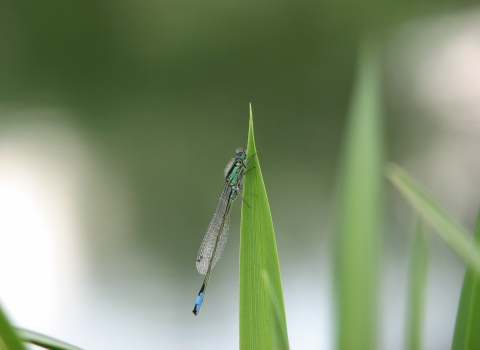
[225,148,247,176]
[235,148,246,159]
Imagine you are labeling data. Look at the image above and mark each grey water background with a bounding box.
[0,2,479,349]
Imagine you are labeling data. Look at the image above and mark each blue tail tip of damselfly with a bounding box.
[192,290,205,316]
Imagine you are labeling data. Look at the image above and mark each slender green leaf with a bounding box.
[406,218,429,350]
[262,270,289,350]
[0,302,26,350]
[452,207,480,350]
[386,164,480,275]
[239,105,288,350]
[17,328,83,350]
[334,36,383,350]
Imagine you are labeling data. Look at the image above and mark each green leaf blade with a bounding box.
[239,105,289,350]
[0,303,26,350]
[452,207,480,350]
[17,328,83,350]
[334,36,384,350]
[262,270,289,350]
[405,218,429,350]
[386,164,480,275]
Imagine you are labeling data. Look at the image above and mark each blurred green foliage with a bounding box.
[0,0,470,284]
[0,2,477,348]
[334,36,383,350]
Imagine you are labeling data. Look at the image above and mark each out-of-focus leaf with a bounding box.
[386,164,480,274]
[17,328,83,350]
[0,303,26,350]
[334,36,384,350]
[451,207,480,350]
[405,218,429,350]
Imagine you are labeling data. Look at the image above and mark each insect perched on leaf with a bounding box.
[192,148,248,316]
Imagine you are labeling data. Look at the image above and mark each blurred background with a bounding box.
[0,1,480,349]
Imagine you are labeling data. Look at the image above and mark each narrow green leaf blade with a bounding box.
[240,105,289,350]
[386,164,480,274]
[452,207,480,350]
[17,328,83,350]
[262,270,289,350]
[405,218,429,350]
[0,302,26,350]
[334,37,383,350]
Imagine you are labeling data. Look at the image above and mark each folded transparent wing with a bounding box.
[196,182,232,274]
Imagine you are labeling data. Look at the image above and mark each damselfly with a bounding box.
[192,148,248,316]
